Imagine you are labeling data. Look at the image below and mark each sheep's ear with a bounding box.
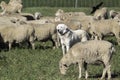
[63,64,68,67]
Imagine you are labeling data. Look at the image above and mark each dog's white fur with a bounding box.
[56,24,89,55]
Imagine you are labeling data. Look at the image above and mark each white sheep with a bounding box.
[0,14,26,24]
[59,40,115,79]
[9,0,22,4]
[88,19,120,45]
[0,1,23,15]
[30,23,58,49]
[0,22,35,50]
[109,10,119,19]
[55,9,86,22]
[94,7,108,20]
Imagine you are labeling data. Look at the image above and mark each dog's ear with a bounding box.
[66,28,69,31]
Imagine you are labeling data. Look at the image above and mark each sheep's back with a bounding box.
[69,40,113,63]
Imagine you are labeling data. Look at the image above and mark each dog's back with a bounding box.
[72,29,89,42]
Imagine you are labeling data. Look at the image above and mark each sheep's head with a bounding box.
[55,9,64,17]
[59,60,69,75]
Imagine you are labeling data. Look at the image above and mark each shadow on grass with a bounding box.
[0,55,8,67]
[35,45,53,49]
[89,73,119,79]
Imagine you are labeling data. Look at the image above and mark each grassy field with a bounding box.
[0,7,120,80]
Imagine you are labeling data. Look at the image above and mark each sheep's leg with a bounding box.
[29,36,35,49]
[113,31,120,45]
[98,34,103,40]
[8,42,12,50]
[84,63,89,79]
[31,42,35,50]
[101,56,111,79]
[107,65,111,79]
[78,62,82,78]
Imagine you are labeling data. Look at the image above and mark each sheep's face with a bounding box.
[59,62,68,75]
[56,24,69,35]
[55,9,64,17]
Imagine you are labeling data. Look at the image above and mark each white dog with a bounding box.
[56,24,89,55]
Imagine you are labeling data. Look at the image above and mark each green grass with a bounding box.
[0,7,120,80]
[22,7,120,16]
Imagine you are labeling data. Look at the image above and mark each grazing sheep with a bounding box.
[88,19,120,45]
[27,19,51,25]
[55,10,93,31]
[55,9,86,22]
[59,40,115,79]
[0,1,23,15]
[30,23,58,49]
[0,14,26,23]
[57,24,89,55]
[94,7,108,20]
[0,22,35,50]
[64,20,81,30]
[9,0,22,4]
[72,15,93,32]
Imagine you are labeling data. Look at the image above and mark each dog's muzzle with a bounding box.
[57,28,69,35]
[57,30,64,35]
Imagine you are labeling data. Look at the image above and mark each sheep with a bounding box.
[71,15,93,32]
[93,7,108,20]
[59,40,115,79]
[109,10,119,19]
[88,19,120,45]
[55,10,93,31]
[0,22,35,50]
[55,9,86,17]
[27,19,51,25]
[0,14,26,24]
[55,9,86,22]
[0,1,23,15]
[63,20,81,30]
[9,0,22,4]
[30,23,59,49]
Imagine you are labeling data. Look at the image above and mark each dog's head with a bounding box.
[56,24,69,35]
